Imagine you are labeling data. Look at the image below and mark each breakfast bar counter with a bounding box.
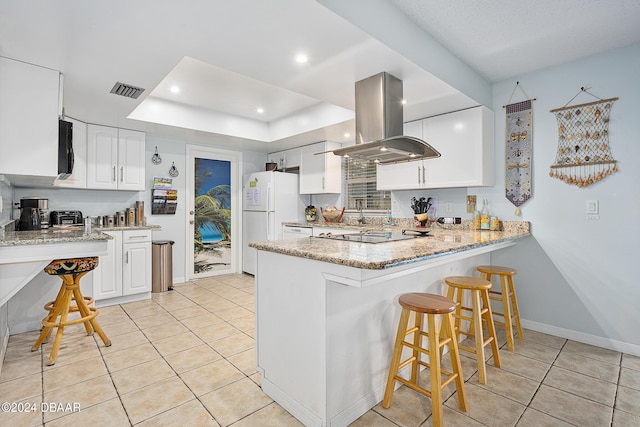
[250,223,530,427]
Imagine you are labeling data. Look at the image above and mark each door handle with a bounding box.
[422,166,426,184]
[113,166,116,182]
[417,166,421,184]
[189,220,194,224]
[120,166,124,182]
[125,251,129,263]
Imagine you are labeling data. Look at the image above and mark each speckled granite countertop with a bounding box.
[251,222,530,270]
[0,225,159,247]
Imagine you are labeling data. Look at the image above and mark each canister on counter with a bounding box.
[116,211,126,227]
[135,201,144,225]
[106,215,115,227]
[127,208,135,226]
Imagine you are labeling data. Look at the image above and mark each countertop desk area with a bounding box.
[250,223,530,427]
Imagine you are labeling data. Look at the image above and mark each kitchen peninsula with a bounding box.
[250,222,530,427]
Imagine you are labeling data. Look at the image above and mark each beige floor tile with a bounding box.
[141,321,189,342]
[42,374,117,423]
[155,299,199,312]
[131,312,177,330]
[519,329,566,349]
[511,339,561,364]
[516,407,575,427]
[102,342,161,372]
[563,340,621,365]
[494,350,550,382]
[0,372,42,401]
[242,304,255,313]
[554,349,620,383]
[164,344,222,373]
[214,306,253,322]
[137,399,219,427]
[40,338,102,369]
[46,398,129,427]
[99,329,149,354]
[122,301,167,319]
[227,315,254,332]
[1,398,44,427]
[199,298,237,313]
[347,410,398,427]
[530,384,613,426]
[179,359,244,396]
[192,322,240,343]
[471,364,538,405]
[43,356,108,392]
[419,405,487,427]
[373,384,431,426]
[7,330,42,345]
[543,365,617,406]
[249,372,262,387]
[226,348,257,376]
[121,376,194,424]
[445,383,525,426]
[209,333,254,358]
[612,408,640,427]
[616,385,640,416]
[152,331,203,356]
[0,352,42,383]
[97,318,140,337]
[168,305,211,320]
[95,310,131,327]
[111,358,176,394]
[620,366,640,391]
[232,294,254,307]
[231,402,303,427]
[179,313,225,330]
[622,354,640,371]
[200,377,272,426]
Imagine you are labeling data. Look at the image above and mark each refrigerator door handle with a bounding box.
[266,185,271,212]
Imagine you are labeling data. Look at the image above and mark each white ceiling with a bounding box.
[1,0,639,153]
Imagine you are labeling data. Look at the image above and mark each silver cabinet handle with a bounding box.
[422,166,426,184]
[417,166,421,184]
[120,166,124,182]
[125,251,129,263]
[322,177,325,189]
[112,166,116,182]
[127,235,147,239]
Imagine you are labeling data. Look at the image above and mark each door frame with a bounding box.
[185,144,242,280]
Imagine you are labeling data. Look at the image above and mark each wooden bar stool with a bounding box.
[382,293,467,427]
[477,265,524,351]
[32,257,111,365]
[443,276,501,384]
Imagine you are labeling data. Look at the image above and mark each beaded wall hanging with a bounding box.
[549,88,618,187]
[504,82,535,216]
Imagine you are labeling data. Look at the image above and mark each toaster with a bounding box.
[50,210,83,226]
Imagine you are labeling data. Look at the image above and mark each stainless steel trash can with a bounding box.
[152,240,174,292]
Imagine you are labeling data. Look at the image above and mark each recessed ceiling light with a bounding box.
[343,133,351,138]
[170,86,180,94]
[379,146,388,152]
[295,54,308,64]
[401,99,407,105]
[256,107,264,114]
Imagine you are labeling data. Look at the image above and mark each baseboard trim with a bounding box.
[0,325,10,378]
[521,319,640,357]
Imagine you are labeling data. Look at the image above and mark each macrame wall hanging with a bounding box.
[549,87,618,187]
[504,82,535,216]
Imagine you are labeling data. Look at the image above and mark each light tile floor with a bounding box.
[1,273,639,426]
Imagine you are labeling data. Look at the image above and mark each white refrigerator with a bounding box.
[242,171,303,275]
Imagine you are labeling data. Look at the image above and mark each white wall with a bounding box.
[397,44,639,354]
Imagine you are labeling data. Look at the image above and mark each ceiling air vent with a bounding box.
[110,82,145,99]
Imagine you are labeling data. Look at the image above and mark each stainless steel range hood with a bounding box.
[332,72,440,164]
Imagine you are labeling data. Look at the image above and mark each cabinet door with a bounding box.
[87,125,118,189]
[299,142,341,194]
[0,57,60,179]
[423,106,494,188]
[118,129,146,190]
[93,231,122,301]
[54,118,87,188]
[268,151,285,170]
[376,161,424,190]
[284,147,301,169]
[122,241,151,296]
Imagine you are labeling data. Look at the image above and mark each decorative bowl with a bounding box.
[321,207,345,223]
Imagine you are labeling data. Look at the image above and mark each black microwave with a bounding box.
[58,119,74,178]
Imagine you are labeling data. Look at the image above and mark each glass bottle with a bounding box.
[480,199,490,230]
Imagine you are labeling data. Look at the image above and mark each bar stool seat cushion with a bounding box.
[44,257,99,275]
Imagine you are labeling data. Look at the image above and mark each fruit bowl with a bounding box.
[321,206,345,223]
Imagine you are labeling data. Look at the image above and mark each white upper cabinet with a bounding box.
[377,106,494,190]
[299,141,342,194]
[268,147,301,171]
[54,117,87,188]
[87,124,145,190]
[0,57,61,185]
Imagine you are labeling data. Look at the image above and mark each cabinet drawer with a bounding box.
[122,229,152,243]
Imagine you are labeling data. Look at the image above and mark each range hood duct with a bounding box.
[332,72,440,164]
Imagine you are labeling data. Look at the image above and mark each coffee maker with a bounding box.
[18,197,49,230]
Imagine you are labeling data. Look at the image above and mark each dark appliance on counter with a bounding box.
[58,119,74,179]
[18,197,49,229]
[50,210,83,226]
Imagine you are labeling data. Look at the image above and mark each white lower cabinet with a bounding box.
[283,225,313,239]
[93,229,151,305]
